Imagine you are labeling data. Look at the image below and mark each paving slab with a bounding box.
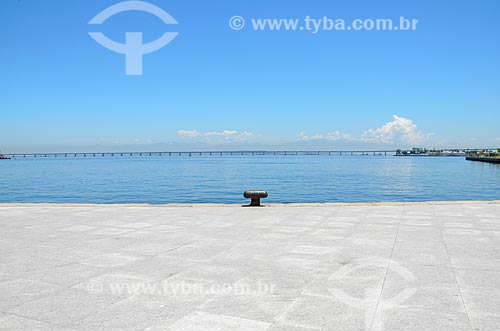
[0,202,499,330]
[0,313,77,331]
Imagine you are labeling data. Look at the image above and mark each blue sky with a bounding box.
[1,0,499,152]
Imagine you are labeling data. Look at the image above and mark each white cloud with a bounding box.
[300,115,430,145]
[177,130,254,142]
[496,137,500,141]
[300,131,351,141]
[177,130,201,138]
[326,131,352,141]
[360,115,428,145]
[205,130,238,137]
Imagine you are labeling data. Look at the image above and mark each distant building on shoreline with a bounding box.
[396,148,466,156]
[396,148,500,157]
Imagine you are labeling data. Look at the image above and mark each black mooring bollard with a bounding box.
[243,190,268,207]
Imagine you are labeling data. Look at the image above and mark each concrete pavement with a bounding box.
[1,202,500,330]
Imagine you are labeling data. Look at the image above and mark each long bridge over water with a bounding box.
[4,150,400,158]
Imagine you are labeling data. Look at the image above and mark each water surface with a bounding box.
[0,155,498,204]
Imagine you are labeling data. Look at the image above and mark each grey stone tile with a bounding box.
[199,294,294,323]
[456,269,500,290]
[267,323,320,331]
[27,263,106,287]
[279,295,368,330]
[60,225,97,233]
[175,264,249,284]
[401,220,435,226]
[0,255,68,275]
[391,246,451,267]
[161,244,229,261]
[461,288,500,315]
[289,245,339,256]
[80,253,144,268]
[450,257,500,272]
[0,313,76,330]
[375,307,471,331]
[75,294,199,331]
[30,244,104,262]
[89,227,132,236]
[116,222,156,229]
[122,242,189,256]
[120,255,196,281]
[245,267,315,298]
[8,288,122,327]
[346,237,393,249]
[446,241,500,259]
[380,285,466,314]
[397,227,444,243]
[385,264,457,287]
[329,246,393,263]
[304,260,386,300]
[0,279,62,311]
[443,222,476,229]
[468,313,500,331]
[294,234,345,248]
[273,256,327,273]
[165,310,270,331]
[444,229,482,236]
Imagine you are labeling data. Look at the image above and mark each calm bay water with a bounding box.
[0,155,498,204]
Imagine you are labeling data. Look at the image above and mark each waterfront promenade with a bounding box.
[1,202,500,330]
[466,156,500,164]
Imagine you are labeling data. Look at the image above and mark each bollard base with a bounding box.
[250,197,261,207]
